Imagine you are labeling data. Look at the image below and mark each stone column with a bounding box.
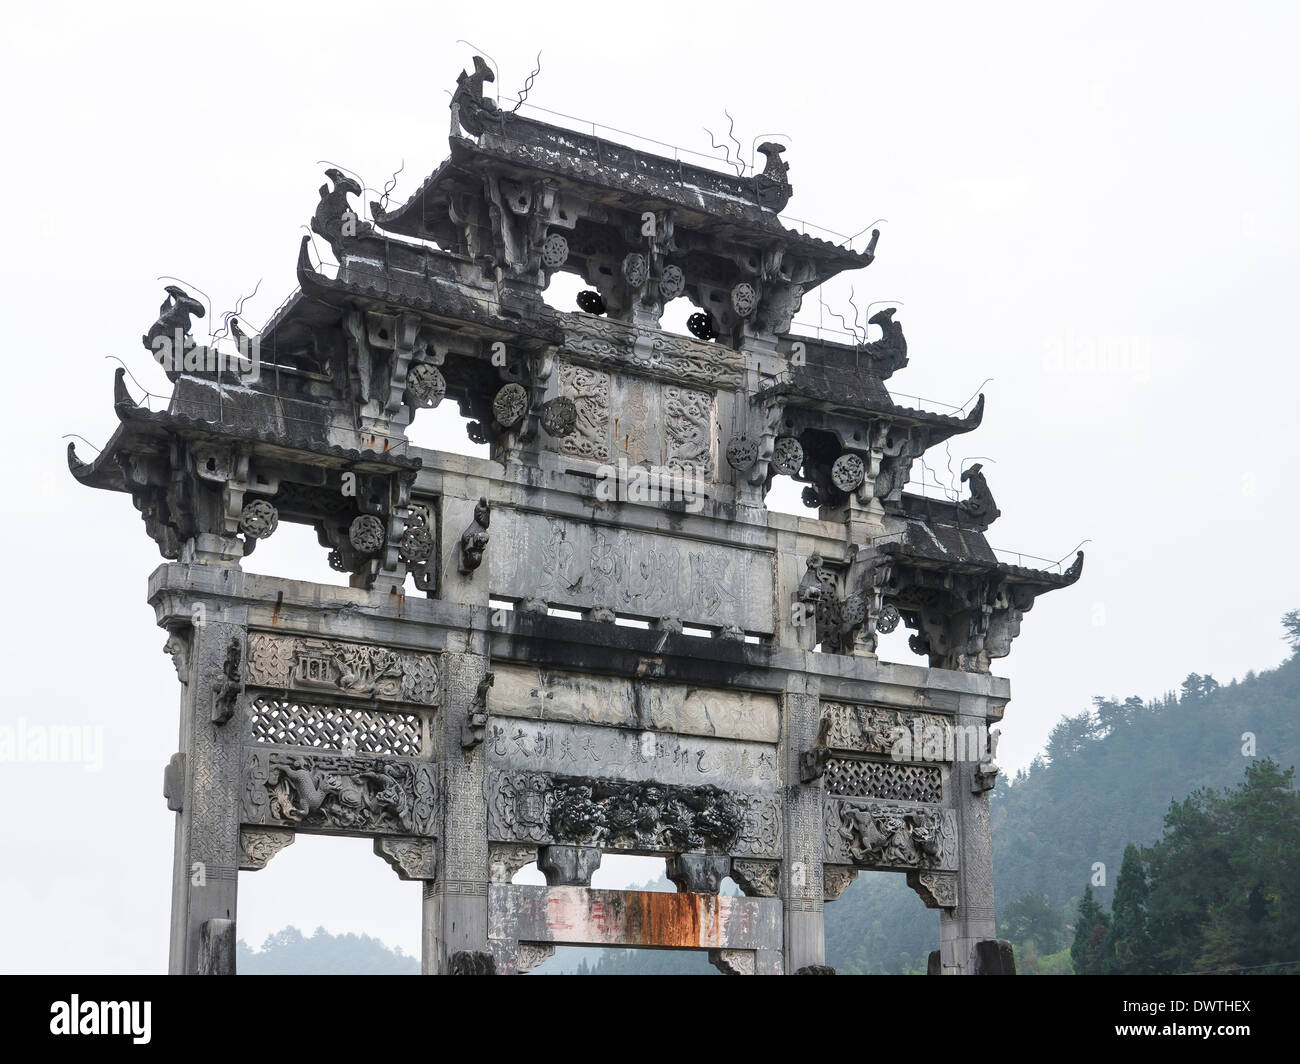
[781,679,824,973]
[167,605,247,974]
[423,640,491,974]
[935,691,998,974]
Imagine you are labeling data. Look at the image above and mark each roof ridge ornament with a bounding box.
[755,142,793,212]
[452,55,499,137]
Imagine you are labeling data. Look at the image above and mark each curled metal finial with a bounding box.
[843,219,888,250]
[211,279,263,345]
[103,356,157,403]
[959,378,994,412]
[1058,539,1092,567]
[509,52,542,113]
[61,433,104,456]
[704,112,747,177]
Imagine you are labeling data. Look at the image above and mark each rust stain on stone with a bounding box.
[619,890,722,948]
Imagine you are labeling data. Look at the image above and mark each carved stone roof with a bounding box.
[375,125,869,279]
[67,368,420,492]
[288,236,564,348]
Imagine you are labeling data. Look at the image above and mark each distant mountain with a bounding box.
[238,926,418,974]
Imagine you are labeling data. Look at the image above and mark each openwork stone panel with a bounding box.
[822,758,942,804]
[249,695,424,757]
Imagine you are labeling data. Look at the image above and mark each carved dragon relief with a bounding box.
[243,750,439,837]
[823,798,958,871]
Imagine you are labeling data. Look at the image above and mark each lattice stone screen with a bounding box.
[248,695,425,758]
[822,759,943,803]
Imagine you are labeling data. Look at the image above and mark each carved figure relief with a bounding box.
[557,362,611,461]
[489,771,780,857]
[243,750,438,836]
[459,497,491,574]
[245,632,440,705]
[663,385,712,477]
[824,799,957,870]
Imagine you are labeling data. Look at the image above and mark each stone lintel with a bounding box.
[488,885,782,952]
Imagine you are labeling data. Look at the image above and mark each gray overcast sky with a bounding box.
[1,0,1296,971]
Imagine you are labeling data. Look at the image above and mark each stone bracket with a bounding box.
[374,836,438,881]
[906,870,958,910]
[239,827,296,871]
[666,853,731,894]
[163,752,185,812]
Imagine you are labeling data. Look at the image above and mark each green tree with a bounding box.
[1070,883,1112,974]
[1105,844,1153,973]
[1283,609,1300,654]
[1000,892,1066,954]
[1145,759,1300,973]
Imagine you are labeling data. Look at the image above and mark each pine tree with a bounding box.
[1105,843,1153,972]
[1070,883,1112,974]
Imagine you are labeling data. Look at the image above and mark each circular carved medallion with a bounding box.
[876,604,901,633]
[731,282,758,318]
[726,434,759,472]
[539,396,578,437]
[238,499,278,539]
[398,524,434,564]
[405,362,446,408]
[622,252,648,287]
[658,265,685,301]
[493,383,528,428]
[541,233,569,268]
[771,436,803,476]
[348,514,385,554]
[841,593,867,628]
[686,312,717,341]
[576,290,607,315]
[831,453,866,492]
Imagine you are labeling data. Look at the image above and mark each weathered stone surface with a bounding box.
[641,685,780,744]
[490,665,638,728]
[485,717,779,791]
[488,511,773,633]
[197,919,236,975]
[490,665,779,744]
[489,885,782,951]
